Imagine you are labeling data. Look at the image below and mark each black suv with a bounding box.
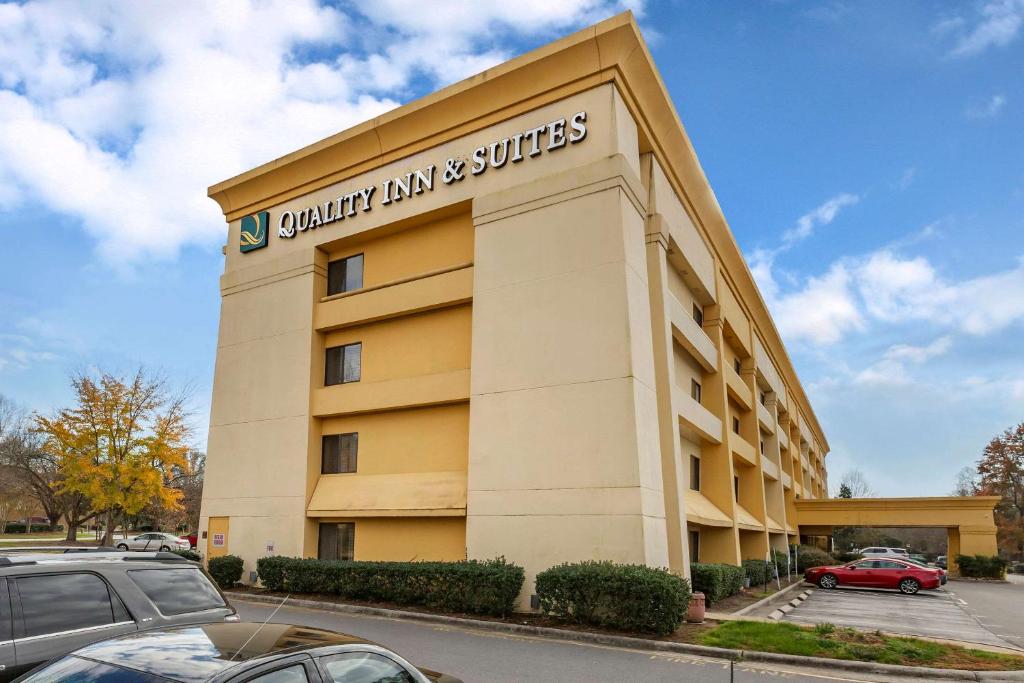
[0,548,237,680]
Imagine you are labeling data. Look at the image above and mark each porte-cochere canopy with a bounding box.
[795,496,1000,575]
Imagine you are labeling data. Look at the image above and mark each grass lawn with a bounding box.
[698,621,1024,671]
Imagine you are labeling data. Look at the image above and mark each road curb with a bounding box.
[768,587,813,620]
[731,579,807,617]
[227,591,1024,681]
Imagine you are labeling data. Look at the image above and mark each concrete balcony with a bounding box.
[316,264,473,332]
[761,457,780,481]
[756,401,775,435]
[674,387,723,444]
[730,432,756,467]
[800,452,810,472]
[725,365,752,411]
[781,470,792,490]
[668,294,717,372]
[778,426,789,450]
[312,369,470,417]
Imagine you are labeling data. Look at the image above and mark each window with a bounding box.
[733,476,739,500]
[760,440,765,455]
[732,417,740,434]
[17,573,126,637]
[327,254,364,296]
[318,522,355,561]
[689,455,700,491]
[759,391,766,405]
[692,304,703,326]
[128,568,225,616]
[249,665,310,683]
[690,379,701,404]
[320,652,415,683]
[688,530,700,563]
[734,358,741,373]
[322,433,358,474]
[326,343,361,385]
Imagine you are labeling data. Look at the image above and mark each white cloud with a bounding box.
[946,0,1024,58]
[782,193,859,245]
[854,336,952,386]
[893,166,917,191]
[0,0,637,262]
[759,260,865,345]
[966,94,1007,119]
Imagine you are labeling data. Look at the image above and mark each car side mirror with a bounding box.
[848,565,856,570]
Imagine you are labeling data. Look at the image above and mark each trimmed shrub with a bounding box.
[690,563,745,604]
[742,559,772,586]
[795,545,835,572]
[955,554,1007,579]
[1012,562,1024,575]
[254,556,524,617]
[535,561,690,636]
[835,552,863,563]
[172,549,203,562]
[208,555,244,589]
[2,523,26,533]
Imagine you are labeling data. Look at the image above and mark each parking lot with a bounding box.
[782,583,1021,650]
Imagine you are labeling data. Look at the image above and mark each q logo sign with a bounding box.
[239,211,269,253]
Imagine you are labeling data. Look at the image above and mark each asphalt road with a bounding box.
[781,584,1019,650]
[946,578,1024,650]
[234,600,879,683]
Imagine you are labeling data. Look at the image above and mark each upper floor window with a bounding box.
[760,440,765,454]
[689,455,701,491]
[327,253,364,296]
[692,304,703,326]
[691,379,702,404]
[733,358,741,374]
[322,433,358,474]
[734,475,740,500]
[732,416,740,434]
[759,391,766,405]
[326,342,361,385]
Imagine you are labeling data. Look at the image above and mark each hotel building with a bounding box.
[199,13,952,604]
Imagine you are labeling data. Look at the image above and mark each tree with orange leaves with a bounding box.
[34,369,192,547]
[976,423,1024,561]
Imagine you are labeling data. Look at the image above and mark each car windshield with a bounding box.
[20,655,166,682]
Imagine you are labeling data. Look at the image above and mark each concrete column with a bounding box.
[466,151,669,607]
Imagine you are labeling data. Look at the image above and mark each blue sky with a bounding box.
[0,0,1021,496]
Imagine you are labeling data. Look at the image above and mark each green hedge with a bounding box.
[256,556,524,617]
[742,559,772,586]
[795,545,835,572]
[535,561,690,636]
[955,554,1007,579]
[2,523,54,533]
[208,555,244,589]
[835,552,863,563]
[172,549,203,562]
[690,563,745,603]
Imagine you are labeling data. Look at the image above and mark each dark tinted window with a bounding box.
[323,433,358,474]
[0,578,10,641]
[249,664,309,683]
[690,379,701,403]
[128,568,225,616]
[326,343,362,385]
[692,304,703,326]
[17,573,119,637]
[321,652,414,683]
[21,656,167,683]
[689,455,700,491]
[327,254,364,296]
[318,523,355,561]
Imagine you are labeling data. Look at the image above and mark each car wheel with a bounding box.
[116,543,129,551]
[159,545,171,552]
[899,578,920,595]
[818,573,838,589]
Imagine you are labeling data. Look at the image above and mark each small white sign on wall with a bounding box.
[266,540,275,553]
[212,533,225,548]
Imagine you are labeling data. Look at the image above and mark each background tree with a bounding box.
[34,370,192,546]
[952,466,978,497]
[1,393,99,540]
[975,423,1024,560]
[837,469,873,498]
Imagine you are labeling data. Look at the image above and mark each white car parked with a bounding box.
[857,546,910,558]
[115,532,191,552]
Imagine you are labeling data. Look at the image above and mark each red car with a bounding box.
[804,557,943,594]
